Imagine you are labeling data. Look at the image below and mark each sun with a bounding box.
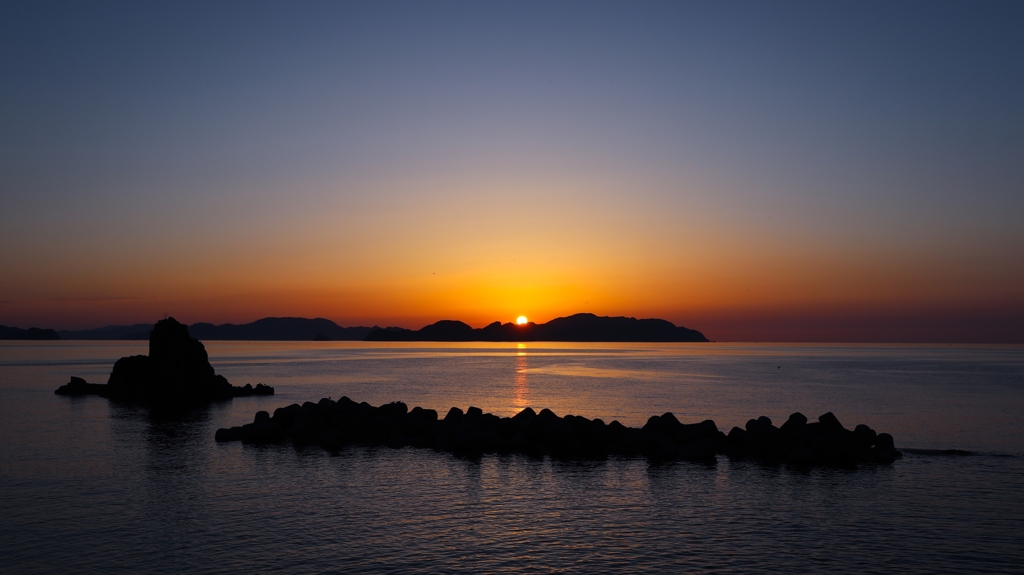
[516,316,528,325]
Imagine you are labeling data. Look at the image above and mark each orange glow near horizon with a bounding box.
[2,245,1023,342]
[1,177,1021,342]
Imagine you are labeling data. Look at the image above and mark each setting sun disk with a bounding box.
[516,316,528,325]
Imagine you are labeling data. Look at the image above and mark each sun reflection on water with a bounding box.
[512,343,529,414]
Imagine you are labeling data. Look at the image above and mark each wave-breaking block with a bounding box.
[216,398,901,465]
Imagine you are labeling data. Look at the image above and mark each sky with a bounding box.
[1,1,1022,342]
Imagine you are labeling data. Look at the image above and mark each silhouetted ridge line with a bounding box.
[217,398,901,466]
[57,323,154,340]
[50,313,707,342]
[54,317,272,405]
[188,317,375,341]
[901,448,975,456]
[365,313,708,342]
[59,317,376,341]
[0,325,60,340]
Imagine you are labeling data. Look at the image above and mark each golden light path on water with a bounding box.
[513,343,529,413]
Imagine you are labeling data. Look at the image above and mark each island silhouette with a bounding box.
[50,313,708,342]
[0,324,60,340]
[367,313,708,342]
[56,318,376,341]
[55,317,272,405]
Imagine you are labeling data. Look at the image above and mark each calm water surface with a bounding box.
[1,341,1022,573]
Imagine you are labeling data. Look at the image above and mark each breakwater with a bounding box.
[216,397,901,465]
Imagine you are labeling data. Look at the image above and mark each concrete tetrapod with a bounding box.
[216,397,902,465]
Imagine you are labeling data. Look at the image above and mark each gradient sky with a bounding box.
[2,1,1022,342]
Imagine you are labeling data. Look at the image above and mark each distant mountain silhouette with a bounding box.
[50,314,708,342]
[58,323,154,340]
[365,313,708,342]
[188,318,375,341]
[0,324,60,340]
[59,317,376,341]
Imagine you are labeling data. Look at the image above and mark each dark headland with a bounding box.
[55,317,272,405]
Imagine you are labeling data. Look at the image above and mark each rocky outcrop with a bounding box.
[723,411,899,464]
[54,318,273,405]
[216,398,901,465]
[105,317,234,403]
[54,376,106,396]
[231,383,275,397]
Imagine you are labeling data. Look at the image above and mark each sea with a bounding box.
[1,341,1022,574]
